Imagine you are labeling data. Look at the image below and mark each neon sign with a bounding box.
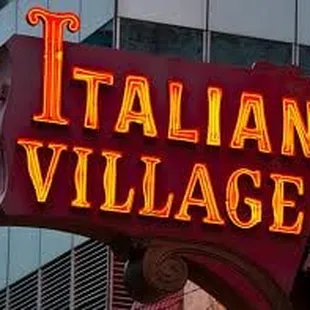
[3,6,305,238]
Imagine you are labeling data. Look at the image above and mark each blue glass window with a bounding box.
[120,18,203,61]
[300,45,310,76]
[83,20,113,48]
[211,32,292,67]
[0,0,10,10]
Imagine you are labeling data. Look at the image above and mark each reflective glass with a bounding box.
[210,31,292,67]
[0,0,10,10]
[74,234,89,247]
[8,227,40,284]
[0,227,8,290]
[120,18,203,61]
[300,45,310,76]
[83,20,113,48]
[41,229,72,265]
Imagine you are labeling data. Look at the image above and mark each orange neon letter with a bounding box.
[72,147,93,208]
[269,174,304,235]
[168,81,199,143]
[174,163,224,225]
[226,168,262,229]
[114,75,157,137]
[206,87,222,146]
[230,92,271,153]
[101,150,135,213]
[73,67,114,130]
[282,98,310,157]
[17,138,67,202]
[27,7,80,125]
[139,156,174,218]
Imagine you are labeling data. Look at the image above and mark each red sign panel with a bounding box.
[1,7,310,296]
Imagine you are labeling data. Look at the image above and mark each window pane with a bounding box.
[83,20,113,48]
[0,227,8,290]
[9,227,39,284]
[120,18,203,61]
[0,0,10,10]
[210,32,292,67]
[74,234,89,247]
[300,45,310,76]
[41,229,72,265]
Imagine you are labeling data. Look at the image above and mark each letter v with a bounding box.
[17,138,67,202]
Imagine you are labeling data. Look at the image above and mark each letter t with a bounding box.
[27,7,80,125]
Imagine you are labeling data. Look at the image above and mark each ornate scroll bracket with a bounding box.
[123,242,188,304]
[119,238,293,309]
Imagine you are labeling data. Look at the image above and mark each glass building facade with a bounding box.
[119,18,203,60]
[0,0,309,308]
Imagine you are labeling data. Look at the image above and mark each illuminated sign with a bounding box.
[1,7,310,295]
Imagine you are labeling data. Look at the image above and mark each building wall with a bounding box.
[0,227,88,307]
[0,239,130,309]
